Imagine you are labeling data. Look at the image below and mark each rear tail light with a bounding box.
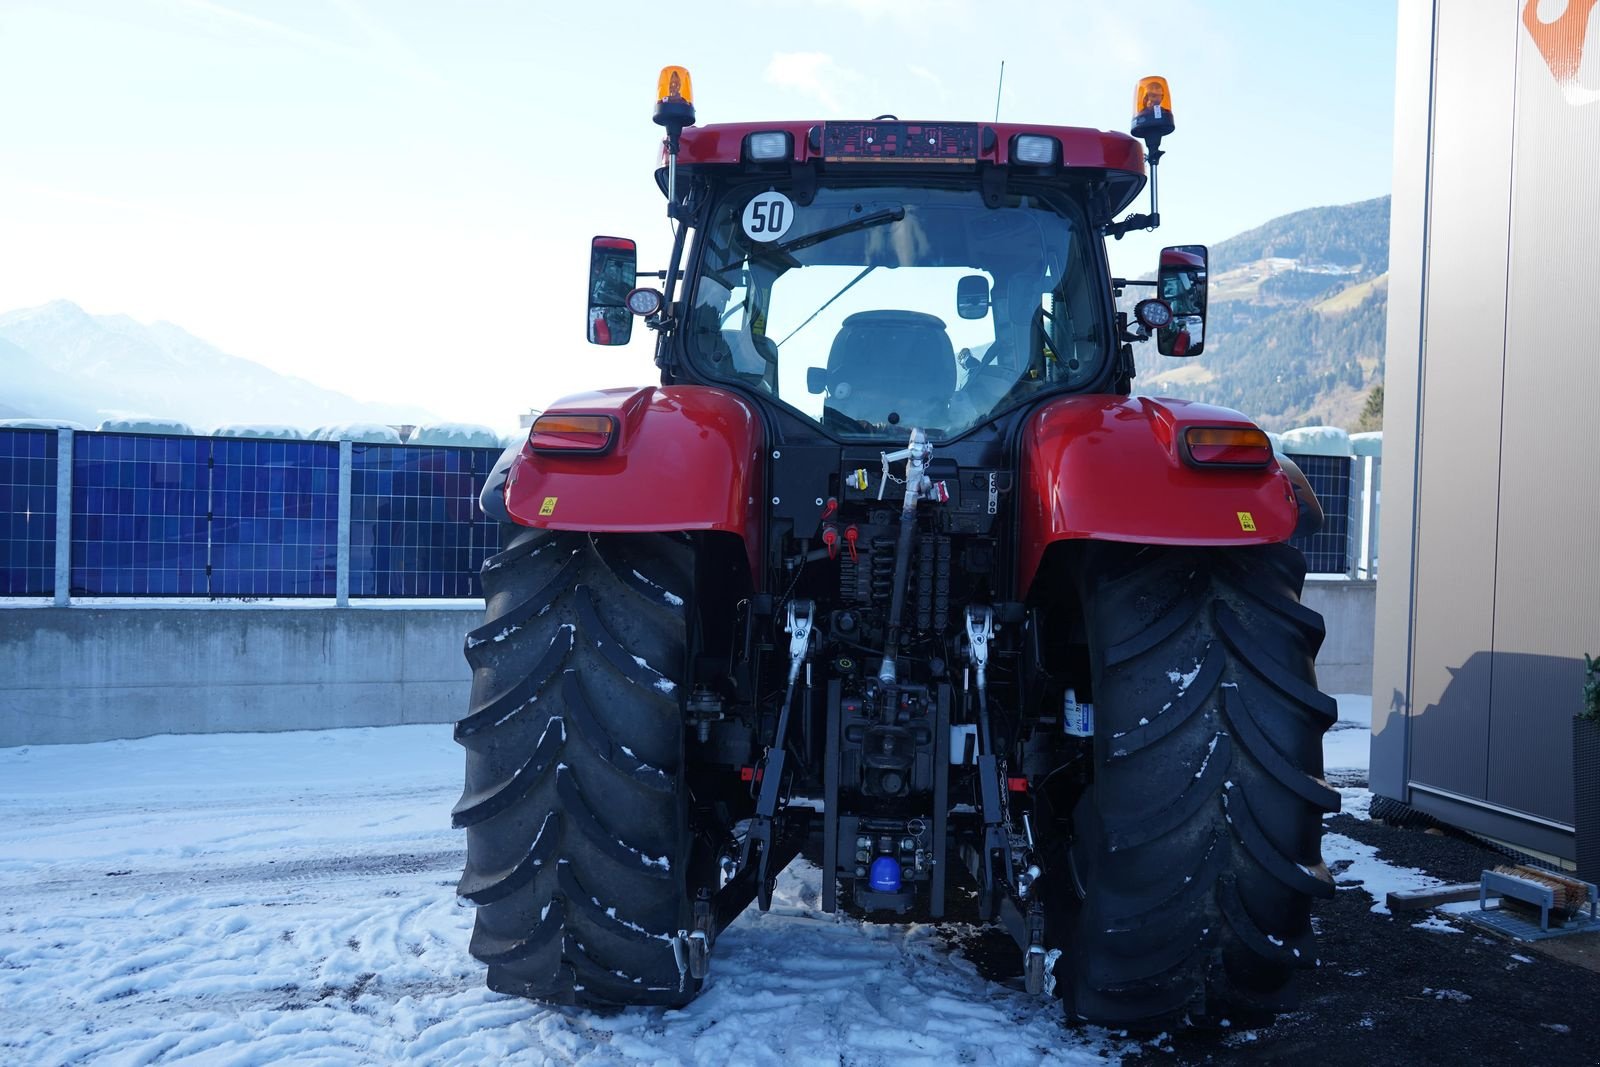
[1182,426,1273,468]
[528,414,616,454]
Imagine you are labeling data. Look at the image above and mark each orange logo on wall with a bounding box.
[1524,0,1599,101]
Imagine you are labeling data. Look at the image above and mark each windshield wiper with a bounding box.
[759,206,905,259]
[776,265,876,348]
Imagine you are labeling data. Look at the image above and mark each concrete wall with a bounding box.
[1,579,1378,747]
[1303,579,1376,697]
[0,607,477,747]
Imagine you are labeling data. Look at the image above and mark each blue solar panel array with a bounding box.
[0,429,59,596]
[7,429,1353,599]
[51,432,499,598]
[72,434,209,595]
[1286,453,1352,575]
[210,438,340,596]
[348,445,502,598]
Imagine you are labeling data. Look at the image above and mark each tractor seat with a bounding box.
[820,310,956,427]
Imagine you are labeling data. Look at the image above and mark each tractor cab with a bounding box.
[588,70,1204,446]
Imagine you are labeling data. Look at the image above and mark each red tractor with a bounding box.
[454,69,1335,1028]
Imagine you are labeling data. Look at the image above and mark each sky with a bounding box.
[0,0,1397,427]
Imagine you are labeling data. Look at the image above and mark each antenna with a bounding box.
[992,60,1006,122]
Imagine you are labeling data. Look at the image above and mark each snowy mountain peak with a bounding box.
[0,302,439,431]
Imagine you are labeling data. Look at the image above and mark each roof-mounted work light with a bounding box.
[654,66,697,218]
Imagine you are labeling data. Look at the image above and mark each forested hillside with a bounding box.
[1136,195,1390,431]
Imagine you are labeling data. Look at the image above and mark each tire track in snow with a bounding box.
[1,848,464,905]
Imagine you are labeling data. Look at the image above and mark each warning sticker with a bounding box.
[1237,511,1257,532]
[539,497,558,517]
[741,191,795,242]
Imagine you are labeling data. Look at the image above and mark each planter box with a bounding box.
[1577,717,1600,885]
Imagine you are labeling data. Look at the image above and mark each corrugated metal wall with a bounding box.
[1374,0,1600,860]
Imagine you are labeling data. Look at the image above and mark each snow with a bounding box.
[1278,425,1352,457]
[1349,431,1383,457]
[1411,915,1464,934]
[96,417,196,435]
[632,569,686,607]
[310,422,404,444]
[1325,693,1372,773]
[409,423,503,448]
[211,423,308,440]
[0,417,88,431]
[1166,659,1203,691]
[0,726,1130,1065]
[1321,830,1442,914]
[1194,733,1222,779]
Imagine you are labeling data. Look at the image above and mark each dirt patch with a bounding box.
[1120,797,1600,1064]
[1528,930,1600,974]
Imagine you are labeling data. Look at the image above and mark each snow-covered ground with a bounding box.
[0,697,1378,1065]
[0,729,1130,1065]
[1323,693,1372,775]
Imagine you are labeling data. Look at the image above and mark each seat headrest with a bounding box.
[824,311,955,424]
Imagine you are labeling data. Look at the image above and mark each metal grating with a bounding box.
[209,438,340,596]
[71,434,208,596]
[348,445,501,598]
[0,429,59,596]
[1286,453,1352,574]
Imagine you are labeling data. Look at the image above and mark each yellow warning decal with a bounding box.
[539,496,558,517]
[1237,511,1257,532]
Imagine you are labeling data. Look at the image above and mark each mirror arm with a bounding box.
[1103,145,1165,240]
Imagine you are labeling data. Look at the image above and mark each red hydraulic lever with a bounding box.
[822,524,839,560]
[843,525,859,563]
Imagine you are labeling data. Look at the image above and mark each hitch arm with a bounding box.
[739,599,814,910]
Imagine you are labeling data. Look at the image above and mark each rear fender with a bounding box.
[1017,395,1300,592]
[498,385,764,580]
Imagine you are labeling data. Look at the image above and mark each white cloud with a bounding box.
[763,52,863,113]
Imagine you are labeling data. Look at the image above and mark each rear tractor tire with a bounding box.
[1059,543,1339,1026]
[453,524,702,1008]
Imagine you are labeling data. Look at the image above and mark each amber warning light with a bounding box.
[529,415,617,454]
[1131,75,1175,143]
[654,65,696,129]
[1182,427,1272,468]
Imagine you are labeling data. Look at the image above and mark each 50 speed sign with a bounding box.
[741,192,795,242]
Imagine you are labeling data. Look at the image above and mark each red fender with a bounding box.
[503,385,764,580]
[1017,395,1300,593]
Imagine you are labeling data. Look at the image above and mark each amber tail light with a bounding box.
[1182,426,1273,468]
[528,414,616,454]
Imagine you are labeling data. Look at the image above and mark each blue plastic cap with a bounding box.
[868,856,902,892]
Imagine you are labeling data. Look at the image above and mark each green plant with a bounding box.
[1584,653,1600,722]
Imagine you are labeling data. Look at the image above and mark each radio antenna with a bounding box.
[993,60,1006,122]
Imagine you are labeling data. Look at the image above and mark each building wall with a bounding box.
[0,607,478,747]
[1374,0,1600,861]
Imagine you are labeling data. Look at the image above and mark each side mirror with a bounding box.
[956,274,991,320]
[1156,244,1207,357]
[588,236,638,346]
[806,366,827,394]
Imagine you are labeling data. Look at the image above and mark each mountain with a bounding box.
[0,301,438,430]
[1136,196,1390,431]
